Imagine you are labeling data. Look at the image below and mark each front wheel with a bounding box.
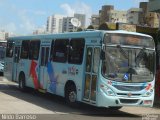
[65,85,77,107]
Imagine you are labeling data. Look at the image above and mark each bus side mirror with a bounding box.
[100,50,105,60]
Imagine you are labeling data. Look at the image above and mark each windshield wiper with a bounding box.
[117,45,128,59]
[135,47,146,65]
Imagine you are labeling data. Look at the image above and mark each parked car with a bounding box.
[0,62,4,76]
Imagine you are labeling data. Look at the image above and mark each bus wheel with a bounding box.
[65,84,77,107]
[19,73,26,92]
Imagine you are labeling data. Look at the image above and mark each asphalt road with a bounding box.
[0,77,160,120]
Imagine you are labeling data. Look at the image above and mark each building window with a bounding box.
[52,39,69,63]
[20,40,30,59]
[68,38,85,64]
[29,40,40,60]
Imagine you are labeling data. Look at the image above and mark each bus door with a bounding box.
[83,46,100,103]
[39,46,50,90]
[13,46,21,82]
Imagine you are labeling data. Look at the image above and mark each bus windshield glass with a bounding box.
[102,34,155,83]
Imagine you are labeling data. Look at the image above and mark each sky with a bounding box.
[0,0,148,35]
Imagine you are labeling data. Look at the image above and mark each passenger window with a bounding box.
[20,40,30,59]
[29,40,40,60]
[6,41,14,58]
[50,40,54,61]
[86,47,93,72]
[52,39,69,63]
[68,38,85,64]
[92,48,100,73]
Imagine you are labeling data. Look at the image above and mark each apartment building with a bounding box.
[127,8,142,24]
[74,13,86,28]
[99,5,114,24]
[109,10,127,23]
[62,17,76,32]
[0,31,9,41]
[46,14,64,33]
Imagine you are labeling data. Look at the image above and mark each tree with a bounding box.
[87,25,94,29]
[77,27,83,32]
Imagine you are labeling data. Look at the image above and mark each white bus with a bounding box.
[4,30,156,109]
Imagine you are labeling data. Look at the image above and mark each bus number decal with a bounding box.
[29,60,39,89]
[47,62,58,93]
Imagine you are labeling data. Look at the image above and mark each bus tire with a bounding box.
[18,73,26,92]
[65,84,77,107]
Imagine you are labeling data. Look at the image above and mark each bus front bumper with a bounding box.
[97,90,154,108]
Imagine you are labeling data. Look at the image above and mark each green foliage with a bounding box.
[77,27,83,32]
[87,25,94,29]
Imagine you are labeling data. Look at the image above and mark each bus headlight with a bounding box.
[101,85,115,96]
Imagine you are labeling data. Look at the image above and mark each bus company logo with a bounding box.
[68,66,78,75]
[107,81,112,85]
[127,92,132,97]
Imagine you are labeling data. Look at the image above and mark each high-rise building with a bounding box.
[0,30,9,41]
[46,14,64,33]
[139,2,148,26]
[148,0,160,28]
[99,5,114,24]
[91,15,100,25]
[138,2,159,28]
[127,8,142,24]
[109,10,127,23]
[148,0,160,12]
[62,17,76,32]
[146,12,159,28]
[33,28,47,35]
[74,13,86,28]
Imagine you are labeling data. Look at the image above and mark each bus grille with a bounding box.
[113,85,145,91]
[117,93,141,96]
[120,99,139,104]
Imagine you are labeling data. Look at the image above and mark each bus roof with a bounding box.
[106,30,153,38]
[8,30,153,41]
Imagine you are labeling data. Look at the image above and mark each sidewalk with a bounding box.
[0,76,18,86]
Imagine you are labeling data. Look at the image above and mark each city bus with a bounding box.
[4,30,156,109]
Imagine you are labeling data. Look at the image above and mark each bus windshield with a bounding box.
[102,34,155,83]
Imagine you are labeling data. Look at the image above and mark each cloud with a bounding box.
[1,22,17,33]
[18,10,37,33]
[60,1,92,26]
[60,4,74,17]
[0,2,46,35]
[32,10,47,16]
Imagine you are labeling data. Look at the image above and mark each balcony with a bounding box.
[148,0,160,12]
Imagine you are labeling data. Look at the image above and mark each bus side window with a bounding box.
[29,40,40,60]
[68,38,85,64]
[50,40,54,61]
[52,39,69,63]
[20,40,30,59]
[6,41,14,58]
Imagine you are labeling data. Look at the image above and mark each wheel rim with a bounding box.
[69,91,76,102]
